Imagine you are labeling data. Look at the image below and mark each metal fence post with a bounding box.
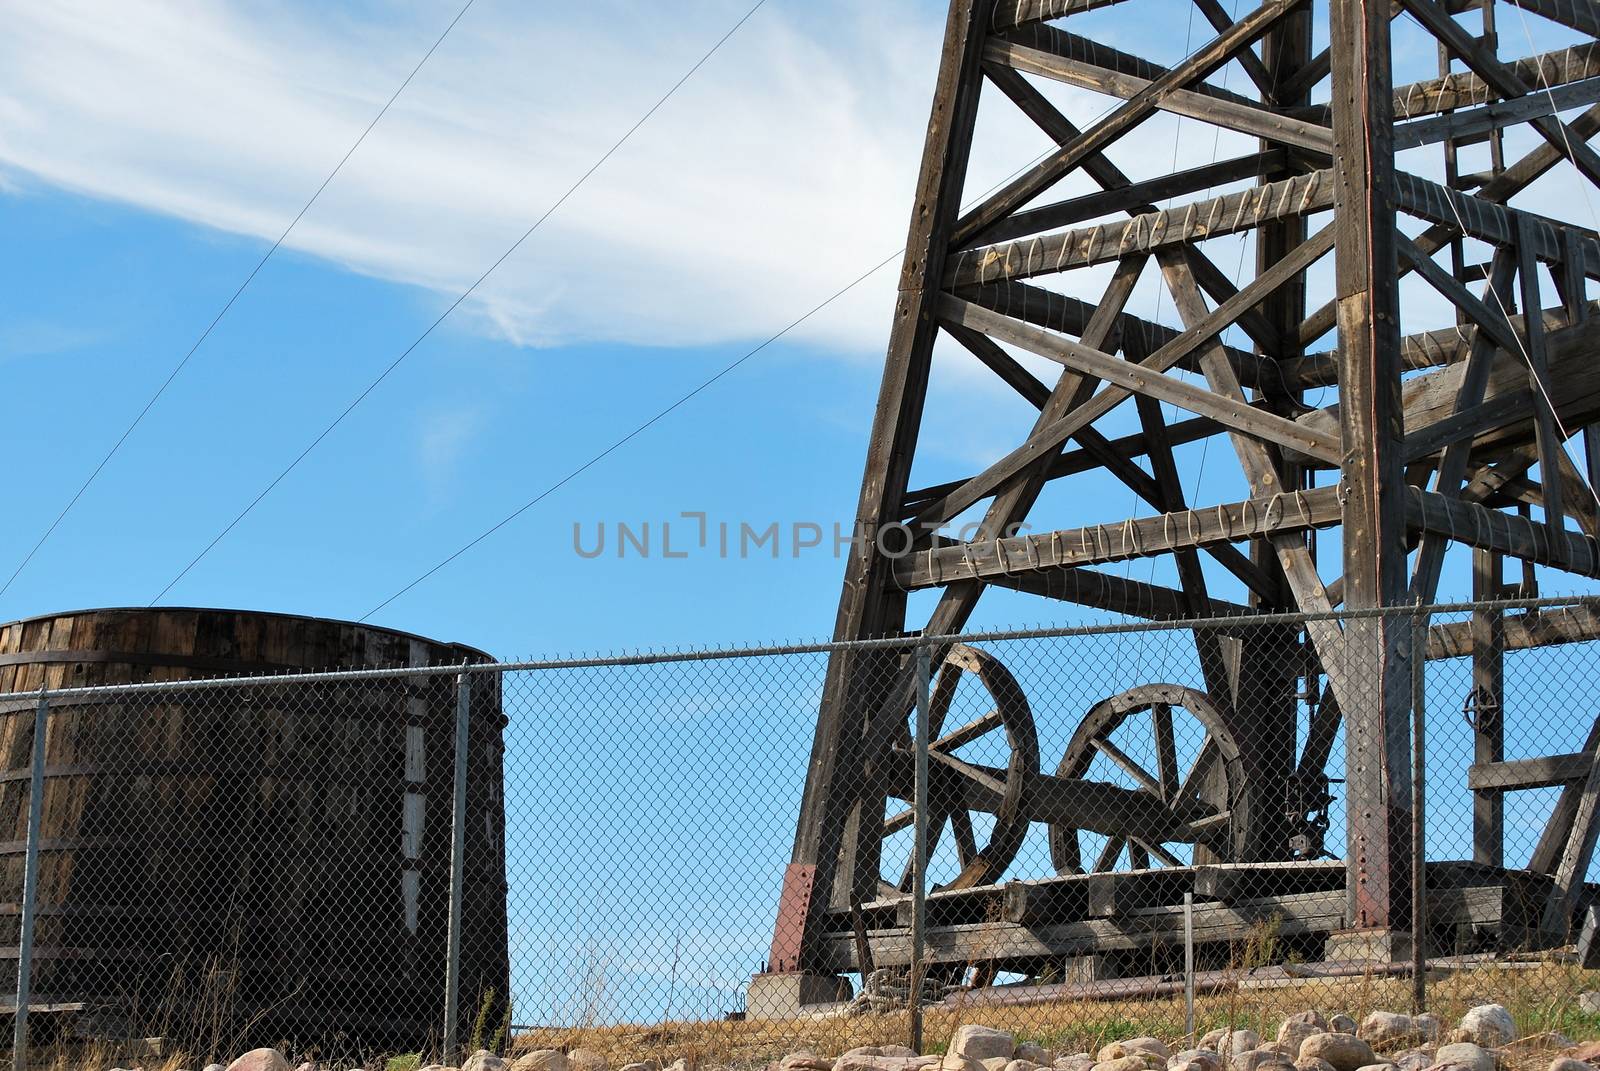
[14,690,48,1071]
[909,644,931,1054]
[1411,605,1427,1013]
[443,670,471,1062]
[1183,891,1195,1043]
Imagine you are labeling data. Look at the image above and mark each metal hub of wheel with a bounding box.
[1050,683,1247,874]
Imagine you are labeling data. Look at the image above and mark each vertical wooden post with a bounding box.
[1411,606,1427,1011]
[1329,0,1413,936]
[1471,550,1505,867]
[1235,7,1315,862]
[909,645,931,1053]
[779,0,992,977]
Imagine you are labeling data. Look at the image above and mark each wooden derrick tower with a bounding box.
[756,0,1600,1012]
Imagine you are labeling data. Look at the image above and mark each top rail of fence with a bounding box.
[0,593,1594,701]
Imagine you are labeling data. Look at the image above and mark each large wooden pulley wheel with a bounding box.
[881,643,1039,895]
[1050,683,1247,874]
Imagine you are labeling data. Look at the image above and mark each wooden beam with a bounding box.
[1299,313,1600,464]
[1330,0,1411,933]
[1541,741,1600,935]
[987,37,1332,152]
[1286,300,1598,391]
[982,564,1255,617]
[1293,42,1600,124]
[1532,716,1600,876]
[1428,603,1600,657]
[1191,0,1277,97]
[989,0,1132,30]
[978,150,1285,243]
[939,298,1340,462]
[786,0,993,967]
[955,281,1270,386]
[1400,0,1600,189]
[1467,752,1590,793]
[1392,173,1600,272]
[1517,214,1570,550]
[1298,102,1600,347]
[917,233,1329,532]
[1393,77,1600,152]
[1502,0,1600,39]
[947,168,1333,286]
[895,486,1347,588]
[820,883,1511,971]
[953,0,1304,245]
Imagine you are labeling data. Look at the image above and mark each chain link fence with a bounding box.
[2,598,1600,1071]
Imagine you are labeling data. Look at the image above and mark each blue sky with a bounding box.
[11,0,1600,1029]
[4,0,1595,661]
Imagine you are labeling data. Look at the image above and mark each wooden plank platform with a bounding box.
[820,860,1560,974]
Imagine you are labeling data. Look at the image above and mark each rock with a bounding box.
[781,1057,832,1071]
[1331,1019,1359,1037]
[1287,1014,1331,1033]
[1258,1045,1292,1058]
[464,1054,509,1071]
[513,1055,572,1071]
[1018,1047,1056,1067]
[941,1056,985,1071]
[1220,1034,1263,1062]
[1580,993,1600,1016]
[1005,1061,1042,1071]
[1200,1033,1226,1054]
[1355,1065,1397,1071]
[1414,1017,1442,1043]
[1453,1007,1516,1049]
[954,1027,1017,1065]
[1296,1060,1336,1071]
[227,1051,291,1071]
[1056,1057,1095,1071]
[1100,1042,1171,1064]
[1361,1014,1416,1050]
[1281,1026,1325,1055]
[1432,1044,1495,1071]
[1230,1053,1294,1071]
[1392,1050,1434,1071]
[1170,1051,1223,1071]
[1550,1060,1594,1071]
[1572,1046,1600,1066]
[983,1059,1013,1071]
[1300,1034,1378,1071]
[204,1065,227,1071]
[844,1050,917,1061]
[1094,1057,1166,1071]
[568,1052,608,1071]
[837,1058,936,1071]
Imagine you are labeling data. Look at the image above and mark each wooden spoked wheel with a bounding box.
[881,643,1039,895]
[1049,684,1246,874]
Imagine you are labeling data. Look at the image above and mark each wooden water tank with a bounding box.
[0,608,509,1050]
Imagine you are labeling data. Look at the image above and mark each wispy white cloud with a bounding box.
[0,319,110,359]
[416,402,484,496]
[0,0,975,355]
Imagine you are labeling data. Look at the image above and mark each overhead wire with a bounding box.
[355,116,1124,621]
[0,0,481,602]
[149,0,771,605]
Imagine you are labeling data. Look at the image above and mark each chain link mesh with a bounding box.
[1,600,1597,1071]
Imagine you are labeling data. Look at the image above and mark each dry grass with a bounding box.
[24,960,1600,1071]
[511,960,1600,1071]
